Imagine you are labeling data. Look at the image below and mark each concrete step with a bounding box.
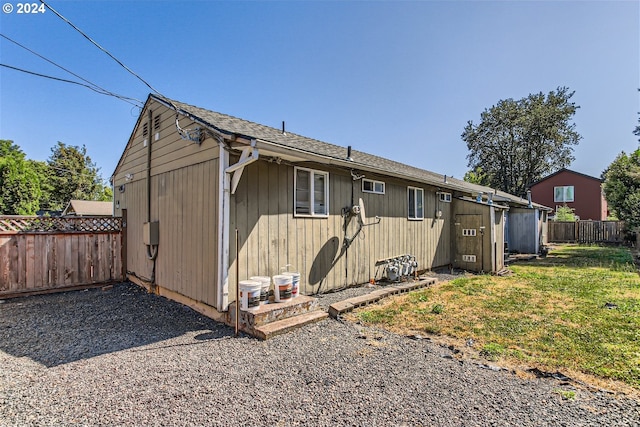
[228,295,319,328]
[253,310,329,340]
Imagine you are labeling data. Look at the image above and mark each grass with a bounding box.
[351,244,640,390]
[554,389,576,400]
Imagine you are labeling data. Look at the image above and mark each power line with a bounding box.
[0,33,143,106]
[0,63,143,108]
[37,0,196,140]
[39,0,165,97]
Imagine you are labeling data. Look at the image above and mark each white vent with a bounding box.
[154,115,161,141]
[462,255,477,262]
[462,228,477,237]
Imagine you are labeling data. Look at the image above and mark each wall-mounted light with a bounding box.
[125,173,134,181]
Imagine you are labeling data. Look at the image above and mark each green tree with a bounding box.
[0,140,42,215]
[462,87,581,196]
[603,148,640,229]
[45,142,111,210]
[463,167,487,185]
[554,205,576,221]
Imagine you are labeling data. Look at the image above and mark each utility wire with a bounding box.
[37,0,198,141]
[0,33,143,106]
[0,63,142,108]
[39,0,165,97]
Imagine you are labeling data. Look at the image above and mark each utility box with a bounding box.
[143,221,159,246]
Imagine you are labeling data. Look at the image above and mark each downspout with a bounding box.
[145,109,158,288]
[217,141,230,311]
[217,139,259,311]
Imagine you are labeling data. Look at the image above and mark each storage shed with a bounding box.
[112,95,524,319]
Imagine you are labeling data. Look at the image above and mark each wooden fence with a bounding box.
[0,216,123,299]
[548,220,626,244]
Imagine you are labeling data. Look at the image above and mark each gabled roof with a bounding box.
[122,94,547,210]
[63,200,113,217]
[530,168,603,187]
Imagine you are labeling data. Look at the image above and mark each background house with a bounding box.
[530,168,608,220]
[62,200,113,217]
[112,94,539,319]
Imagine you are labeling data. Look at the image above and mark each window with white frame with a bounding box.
[362,178,385,194]
[295,167,329,217]
[439,192,452,202]
[407,187,424,220]
[554,186,574,203]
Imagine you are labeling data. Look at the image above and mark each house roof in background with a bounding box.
[530,168,604,186]
[63,200,113,216]
[140,94,548,210]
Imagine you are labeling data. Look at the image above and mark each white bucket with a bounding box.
[250,276,271,304]
[272,274,292,302]
[239,280,261,310]
[282,272,301,298]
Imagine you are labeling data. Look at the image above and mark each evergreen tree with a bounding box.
[45,142,110,210]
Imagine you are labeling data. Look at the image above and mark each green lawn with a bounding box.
[352,244,640,389]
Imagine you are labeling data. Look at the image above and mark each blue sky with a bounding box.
[1,1,638,184]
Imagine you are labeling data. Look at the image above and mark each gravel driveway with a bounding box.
[1,281,638,426]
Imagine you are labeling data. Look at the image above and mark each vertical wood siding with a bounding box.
[451,199,505,273]
[153,160,219,307]
[229,160,452,297]
[112,99,220,308]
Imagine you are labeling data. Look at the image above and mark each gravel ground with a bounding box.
[1,278,639,427]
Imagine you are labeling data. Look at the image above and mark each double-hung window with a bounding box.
[295,167,329,217]
[407,186,424,220]
[554,186,574,203]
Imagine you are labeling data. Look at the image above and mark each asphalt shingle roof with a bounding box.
[154,95,546,209]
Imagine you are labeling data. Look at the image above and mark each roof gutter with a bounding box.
[249,138,476,195]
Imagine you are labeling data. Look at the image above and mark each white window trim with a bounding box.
[554,185,575,203]
[362,178,385,195]
[294,166,329,218]
[407,186,424,220]
[439,192,452,203]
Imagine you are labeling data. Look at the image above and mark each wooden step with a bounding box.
[328,278,437,318]
[253,311,329,340]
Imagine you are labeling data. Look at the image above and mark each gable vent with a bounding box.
[154,114,161,130]
[142,122,149,137]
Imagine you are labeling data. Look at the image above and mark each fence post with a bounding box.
[121,209,127,281]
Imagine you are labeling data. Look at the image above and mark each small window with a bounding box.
[439,192,452,202]
[362,179,385,194]
[554,186,574,203]
[295,167,329,217]
[462,229,477,237]
[408,187,424,220]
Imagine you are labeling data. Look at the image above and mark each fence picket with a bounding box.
[548,220,626,244]
[0,216,122,298]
